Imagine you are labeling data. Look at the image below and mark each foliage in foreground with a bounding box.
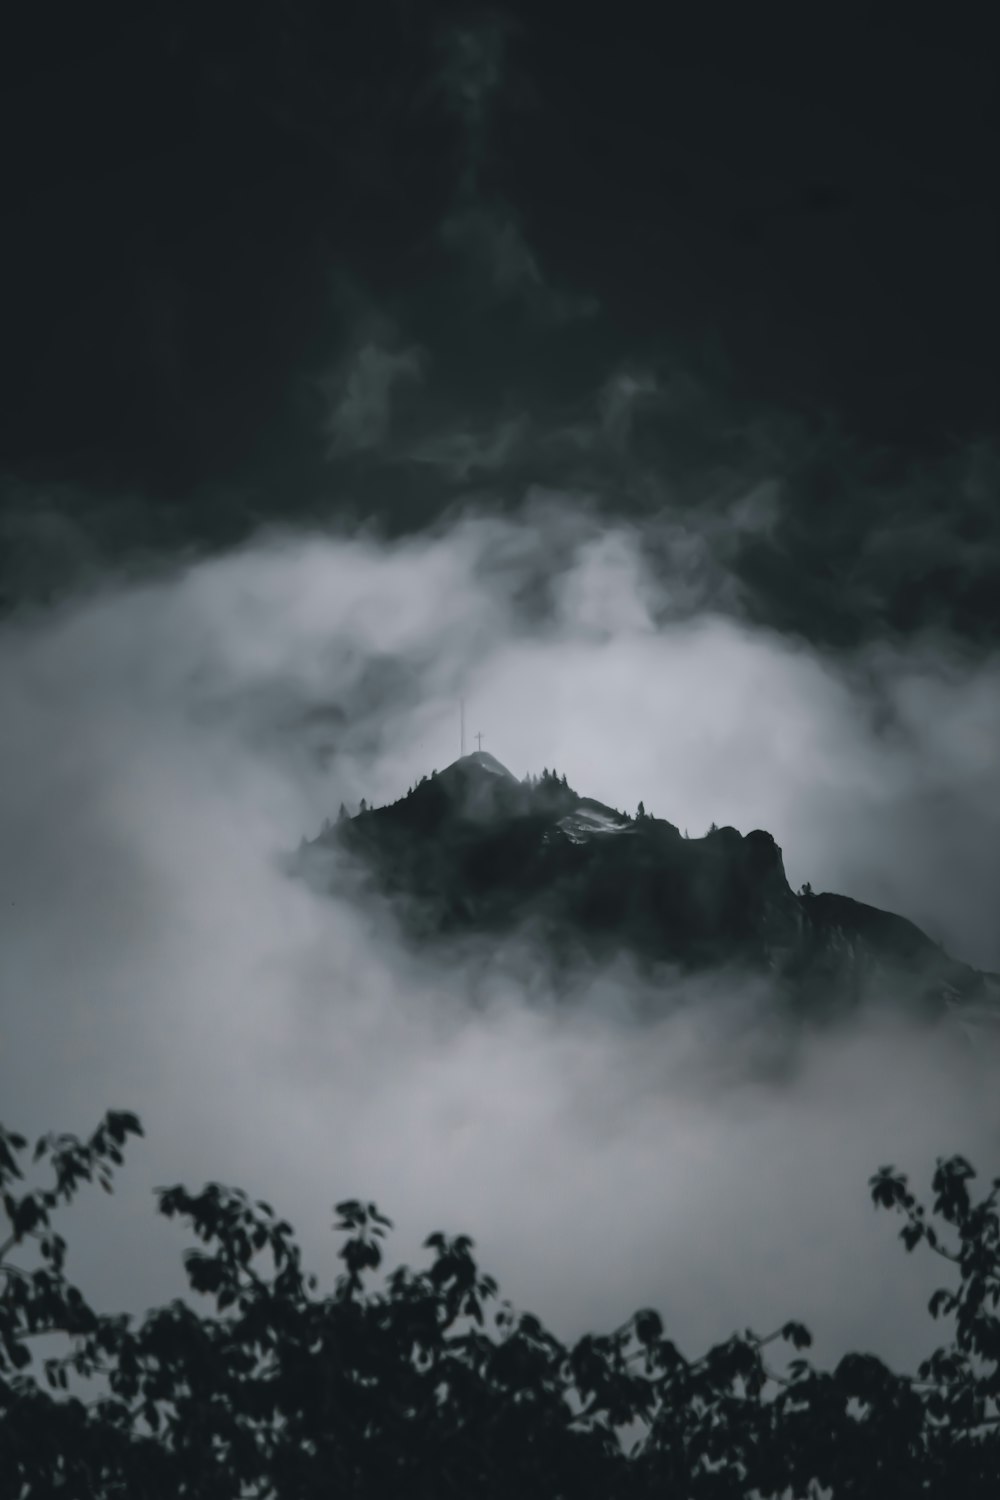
[1,1110,999,1498]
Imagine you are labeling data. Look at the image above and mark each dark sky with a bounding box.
[3,3,1000,1420]
[3,6,999,643]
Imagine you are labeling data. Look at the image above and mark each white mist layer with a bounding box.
[1,503,998,1393]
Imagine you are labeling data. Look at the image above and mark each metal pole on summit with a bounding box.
[460,697,465,757]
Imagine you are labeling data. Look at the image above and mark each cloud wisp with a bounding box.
[319,340,427,457]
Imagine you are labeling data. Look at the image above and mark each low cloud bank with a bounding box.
[1,501,998,1394]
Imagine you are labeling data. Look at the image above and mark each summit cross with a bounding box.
[475,732,484,752]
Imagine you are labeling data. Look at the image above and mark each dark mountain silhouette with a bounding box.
[296,751,1000,1034]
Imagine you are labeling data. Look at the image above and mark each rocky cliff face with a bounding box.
[297,751,1000,1032]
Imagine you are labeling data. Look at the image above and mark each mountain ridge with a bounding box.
[297,751,1000,1034]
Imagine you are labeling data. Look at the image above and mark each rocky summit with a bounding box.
[297,751,1000,1034]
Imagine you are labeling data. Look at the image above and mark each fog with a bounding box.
[2,496,999,1401]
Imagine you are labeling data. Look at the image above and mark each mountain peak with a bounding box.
[441,750,517,781]
[429,749,522,822]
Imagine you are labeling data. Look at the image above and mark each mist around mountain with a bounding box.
[298,750,1000,1043]
[3,516,1000,1496]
